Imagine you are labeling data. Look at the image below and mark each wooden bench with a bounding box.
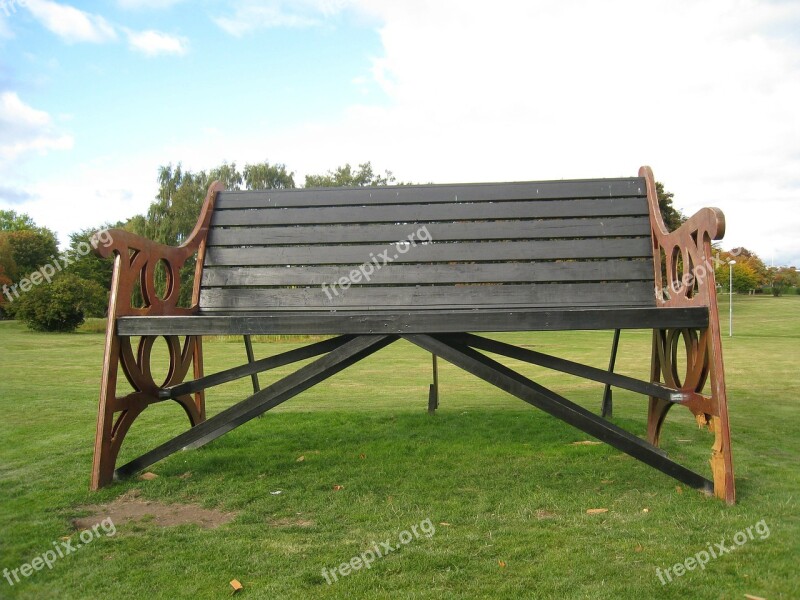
[90,166,735,503]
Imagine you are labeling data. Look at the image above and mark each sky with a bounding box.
[1,0,799,267]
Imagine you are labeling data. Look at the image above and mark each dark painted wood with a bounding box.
[116,306,709,336]
[207,216,651,246]
[204,238,652,267]
[201,260,653,288]
[159,335,353,399]
[243,335,260,393]
[214,178,646,209]
[116,335,396,479]
[405,333,714,493]
[211,197,649,226]
[199,281,655,311]
[601,329,621,417]
[446,332,687,403]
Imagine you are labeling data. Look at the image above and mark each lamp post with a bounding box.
[728,260,736,337]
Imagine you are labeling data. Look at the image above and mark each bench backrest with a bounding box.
[200,178,656,313]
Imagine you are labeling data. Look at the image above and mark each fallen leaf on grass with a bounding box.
[230,579,243,593]
[296,455,305,462]
[333,485,344,491]
[270,490,283,495]
[571,440,602,446]
[498,560,507,568]
[139,472,158,481]
[586,508,609,515]
[178,472,192,480]
[675,486,683,494]
[743,595,766,600]
[642,508,650,513]
[635,544,643,552]
[359,453,366,459]
[439,522,451,526]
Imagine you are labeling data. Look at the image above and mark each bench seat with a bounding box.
[116,306,709,336]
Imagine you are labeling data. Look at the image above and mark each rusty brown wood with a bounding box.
[89,182,224,490]
[641,166,735,503]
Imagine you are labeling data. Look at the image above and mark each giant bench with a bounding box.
[90,166,735,503]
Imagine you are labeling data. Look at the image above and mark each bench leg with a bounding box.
[428,354,439,414]
[647,324,735,504]
[243,335,261,393]
[600,329,620,418]
[91,328,205,490]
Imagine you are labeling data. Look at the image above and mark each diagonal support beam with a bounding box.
[446,332,692,404]
[159,335,354,399]
[404,334,713,494]
[117,334,395,480]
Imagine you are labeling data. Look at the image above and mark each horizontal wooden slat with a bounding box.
[201,260,653,287]
[204,238,652,267]
[116,307,708,336]
[214,178,646,209]
[211,197,649,226]
[199,282,655,311]
[207,216,651,246]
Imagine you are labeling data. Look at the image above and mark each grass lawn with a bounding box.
[0,295,798,599]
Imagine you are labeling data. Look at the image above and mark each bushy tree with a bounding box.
[243,162,295,189]
[3,229,59,276]
[304,162,395,188]
[655,182,685,231]
[14,273,107,332]
[769,266,799,296]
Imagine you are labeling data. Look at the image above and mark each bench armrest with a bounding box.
[640,166,725,307]
[95,181,224,317]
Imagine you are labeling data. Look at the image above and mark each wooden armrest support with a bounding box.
[640,166,725,307]
[95,181,224,317]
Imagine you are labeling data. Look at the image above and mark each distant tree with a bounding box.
[305,162,395,188]
[655,182,685,232]
[3,229,59,276]
[0,234,18,282]
[0,210,40,232]
[208,162,243,191]
[65,226,117,291]
[243,162,295,189]
[769,266,799,296]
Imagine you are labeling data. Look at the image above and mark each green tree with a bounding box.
[655,182,685,231]
[769,266,799,296]
[3,229,59,276]
[304,162,395,188]
[14,273,107,332]
[65,226,117,290]
[0,234,18,281]
[243,162,295,189]
[0,210,39,232]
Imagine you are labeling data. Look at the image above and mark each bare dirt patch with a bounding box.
[74,490,236,530]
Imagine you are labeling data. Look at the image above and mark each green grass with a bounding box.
[0,296,798,599]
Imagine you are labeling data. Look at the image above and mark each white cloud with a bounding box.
[117,0,187,8]
[0,91,73,161]
[127,29,188,56]
[24,0,117,43]
[214,0,354,36]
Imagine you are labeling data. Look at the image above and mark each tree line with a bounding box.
[0,161,796,331]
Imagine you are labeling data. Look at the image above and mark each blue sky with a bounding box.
[1,0,800,268]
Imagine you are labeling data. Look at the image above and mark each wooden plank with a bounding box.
[446,332,688,403]
[201,259,654,287]
[211,197,649,226]
[116,306,709,336]
[404,334,714,494]
[199,282,655,311]
[215,178,646,209]
[207,216,651,246]
[204,237,652,267]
